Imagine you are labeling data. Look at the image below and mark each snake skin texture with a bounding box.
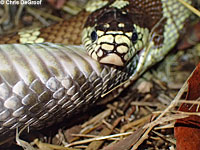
[0,43,137,136]
[0,0,193,139]
[0,11,90,45]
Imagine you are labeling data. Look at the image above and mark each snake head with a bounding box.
[82,5,149,66]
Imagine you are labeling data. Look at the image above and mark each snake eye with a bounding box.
[131,32,138,43]
[91,31,98,42]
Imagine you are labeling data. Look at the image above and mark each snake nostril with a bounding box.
[91,31,98,42]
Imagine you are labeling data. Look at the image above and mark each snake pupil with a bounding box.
[91,31,98,42]
[131,32,138,43]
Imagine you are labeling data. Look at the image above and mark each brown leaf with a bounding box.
[174,62,200,150]
[102,127,147,150]
[86,127,112,150]
[64,125,82,143]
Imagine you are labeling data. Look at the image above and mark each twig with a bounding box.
[0,1,9,24]
[146,69,193,128]
[65,132,133,147]
[15,2,25,26]
[26,6,63,22]
[25,6,50,26]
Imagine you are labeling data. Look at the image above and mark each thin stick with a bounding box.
[15,2,25,26]
[65,132,133,147]
[146,67,195,129]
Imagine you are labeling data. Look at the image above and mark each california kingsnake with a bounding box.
[0,0,193,139]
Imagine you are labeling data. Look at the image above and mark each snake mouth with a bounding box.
[85,39,145,68]
[99,53,124,66]
[96,41,146,67]
[96,46,143,69]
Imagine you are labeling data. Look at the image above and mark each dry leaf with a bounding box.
[174,62,200,150]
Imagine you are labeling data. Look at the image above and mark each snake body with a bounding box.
[0,0,193,138]
[0,43,137,136]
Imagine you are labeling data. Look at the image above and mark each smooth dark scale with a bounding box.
[128,0,165,46]
[84,1,135,33]
[96,8,134,33]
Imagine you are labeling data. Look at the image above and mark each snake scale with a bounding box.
[0,0,192,139]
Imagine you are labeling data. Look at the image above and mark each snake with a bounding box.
[0,0,193,139]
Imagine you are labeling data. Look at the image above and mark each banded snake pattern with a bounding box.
[0,0,193,139]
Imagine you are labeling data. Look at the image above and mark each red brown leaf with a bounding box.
[174,62,200,150]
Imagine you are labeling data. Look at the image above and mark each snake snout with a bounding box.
[97,36,132,66]
[83,31,134,66]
